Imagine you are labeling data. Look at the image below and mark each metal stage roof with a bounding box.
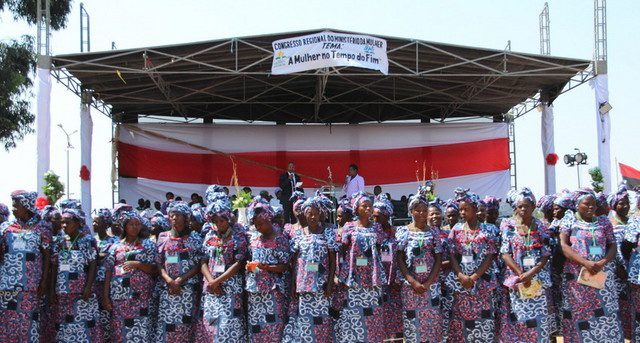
[51,29,593,124]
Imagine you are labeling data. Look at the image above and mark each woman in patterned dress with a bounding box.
[499,188,554,342]
[329,197,354,341]
[283,191,307,240]
[0,191,52,342]
[373,194,403,340]
[335,191,387,342]
[245,198,290,343]
[608,184,633,340]
[284,193,338,343]
[102,209,157,342]
[624,194,640,342]
[197,187,248,342]
[155,201,203,342]
[92,208,119,342]
[559,188,623,342]
[446,188,499,342]
[52,207,101,343]
[395,188,444,342]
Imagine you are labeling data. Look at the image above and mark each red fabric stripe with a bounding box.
[118,139,510,187]
[620,163,640,179]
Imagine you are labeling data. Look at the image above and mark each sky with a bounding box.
[1,0,639,210]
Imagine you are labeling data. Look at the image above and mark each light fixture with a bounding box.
[564,154,575,166]
[599,101,612,115]
[574,152,587,164]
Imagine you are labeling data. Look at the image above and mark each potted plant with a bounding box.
[232,191,253,225]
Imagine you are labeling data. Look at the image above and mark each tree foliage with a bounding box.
[0,0,71,150]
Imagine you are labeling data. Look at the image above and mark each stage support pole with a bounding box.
[80,90,93,221]
[540,100,556,194]
[36,59,52,195]
[592,72,611,193]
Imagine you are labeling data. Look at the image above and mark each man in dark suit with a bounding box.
[279,162,302,223]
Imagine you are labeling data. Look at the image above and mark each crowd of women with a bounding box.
[0,181,639,342]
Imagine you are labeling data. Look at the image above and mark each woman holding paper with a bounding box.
[155,201,204,342]
[559,188,622,342]
[498,188,554,342]
[102,210,157,342]
[197,187,248,342]
[395,188,443,343]
[336,191,387,342]
[244,198,290,343]
[445,188,499,342]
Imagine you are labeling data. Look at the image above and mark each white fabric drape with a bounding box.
[541,103,556,194]
[36,67,51,195]
[591,74,611,193]
[80,102,93,218]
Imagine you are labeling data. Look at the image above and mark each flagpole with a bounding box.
[615,157,620,186]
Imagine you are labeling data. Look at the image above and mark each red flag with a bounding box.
[619,162,640,188]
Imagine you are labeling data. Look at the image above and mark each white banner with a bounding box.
[591,74,612,193]
[541,103,556,194]
[36,67,51,195]
[80,102,93,222]
[271,31,388,75]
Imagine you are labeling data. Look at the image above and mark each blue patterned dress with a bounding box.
[154,231,203,342]
[560,214,623,342]
[283,225,340,343]
[623,217,640,342]
[197,223,248,342]
[335,221,388,342]
[395,224,444,342]
[95,235,118,342]
[105,238,157,342]
[0,216,52,343]
[246,226,291,343]
[446,222,499,342]
[52,233,101,343]
[611,213,632,340]
[498,217,555,342]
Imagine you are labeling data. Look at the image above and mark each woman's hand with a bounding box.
[122,261,141,272]
[410,279,427,294]
[168,279,182,295]
[101,297,113,311]
[206,279,221,294]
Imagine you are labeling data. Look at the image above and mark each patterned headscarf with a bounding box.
[454,187,480,207]
[0,203,10,221]
[536,194,556,213]
[444,199,459,212]
[572,188,597,206]
[408,186,430,211]
[290,191,307,214]
[302,191,335,217]
[205,189,234,223]
[350,191,373,210]
[506,187,537,209]
[373,194,394,218]
[61,208,85,226]
[483,196,502,212]
[41,205,59,222]
[595,192,609,210]
[205,184,225,203]
[607,183,629,209]
[151,212,170,231]
[167,201,191,218]
[94,208,114,227]
[116,209,142,230]
[428,198,445,213]
[191,204,205,224]
[248,196,274,223]
[10,190,37,214]
[60,199,89,231]
[554,190,574,210]
[337,197,354,217]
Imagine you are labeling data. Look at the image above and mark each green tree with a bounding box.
[0,0,71,150]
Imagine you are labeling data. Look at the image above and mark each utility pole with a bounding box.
[57,124,77,199]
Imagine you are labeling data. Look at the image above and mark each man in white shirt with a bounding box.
[342,164,365,198]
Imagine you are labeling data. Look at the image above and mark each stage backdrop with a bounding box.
[117,122,510,204]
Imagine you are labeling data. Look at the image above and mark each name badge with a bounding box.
[415,264,428,274]
[461,255,474,264]
[356,256,368,266]
[589,246,603,256]
[60,263,71,272]
[381,252,393,262]
[166,255,179,264]
[523,257,536,268]
[213,263,225,273]
[306,262,319,272]
[13,239,27,251]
